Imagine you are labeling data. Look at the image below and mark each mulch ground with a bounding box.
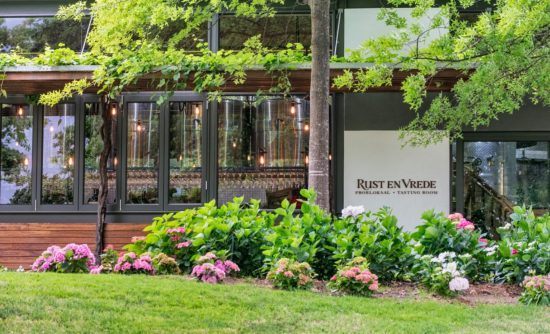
[223,277,523,305]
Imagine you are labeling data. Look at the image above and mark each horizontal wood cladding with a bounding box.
[2,69,467,94]
[0,223,147,269]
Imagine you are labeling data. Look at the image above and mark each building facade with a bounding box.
[1,0,549,266]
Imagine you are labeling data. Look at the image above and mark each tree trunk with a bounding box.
[95,96,113,261]
[308,0,331,210]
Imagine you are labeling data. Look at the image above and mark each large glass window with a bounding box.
[0,16,90,53]
[83,103,118,205]
[463,141,550,231]
[41,104,75,205]
[219,14,312,50]
[168,102,203,204]
[126,103,160,204]
[0,104,32,205]
[218,97,309,209]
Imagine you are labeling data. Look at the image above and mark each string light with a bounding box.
[329,154,332,161]
[49,125,54,132]
[194,104,200,117]
[111,105,117,116]
[290,101,296,115]
[178,154,183,161]
[137,119,142,132]
[232,140,237,149]
[23,158,29,166]
[305,155,309,165]
[114,157,118,166]
[259,155,265,166]
[304,123,309,132]
[68,157,74,166]
[17,106,24,116]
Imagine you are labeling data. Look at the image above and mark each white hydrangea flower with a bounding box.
[502,223,512,230]
[442,262,460,277]
[449,277,469,292]
[16,266,25,272]
[341,205,365,218]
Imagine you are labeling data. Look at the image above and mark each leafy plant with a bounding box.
[328,257,379,297]
[519,275,550,306]
[412,252,470,297]
[99,245,119,273]
[262,189,335,279]
[31,243,96,273]
[152,253,181,275]
[190,251,240,284]
[331,207,412,282]
[266,258,315,290]
[114,252,154,275]
[491,207,550,283]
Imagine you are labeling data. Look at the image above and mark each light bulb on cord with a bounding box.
[232,140,237,149]
[68,156,74,166]
[259,155,265,166]
[23,158,29,166]
[194,104,200,117]
[329,154,332,161]
[290,101,296,115]
[304,123,309,132]
[111,106,117,116]
[114,157,118,166]
[179,154,183,161]
[17,106,24,116]
[305,155,309,165]
[49,125,54,132]
[137,120,142,132]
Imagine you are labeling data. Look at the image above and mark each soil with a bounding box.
[223,277,523,305]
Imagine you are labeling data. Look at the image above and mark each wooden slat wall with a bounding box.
[0,223,147,269]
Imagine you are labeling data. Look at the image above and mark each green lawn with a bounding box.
[0,273,548,334]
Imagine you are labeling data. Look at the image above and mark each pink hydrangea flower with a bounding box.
[176,241,191,249]
[283,271,294,278]
[448,213,464,222]
[457,219,475,231]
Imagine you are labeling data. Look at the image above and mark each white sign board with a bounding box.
[343,131,450,230]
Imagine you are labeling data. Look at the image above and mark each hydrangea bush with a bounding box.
[114,252,154,274]
[31,244,96,273]
[98,245,118,273]
[328,257,379,297]
[519,275,550,306]
[153,253,181,275]
[413,252,470,296]
[266,258,315,290]
[190,252,240,284]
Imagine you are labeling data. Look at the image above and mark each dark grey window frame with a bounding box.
[120,92,209,213]
[0,96,37,212]
[454,131,550,214]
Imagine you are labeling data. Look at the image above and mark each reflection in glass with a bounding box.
[126,103,160,204]
[42,104,75,204]
[84,103,117,204]
[168,102,202,204]
[0,104,32,204]
[218,97,309,208]
[464,141,550,234]
[219,14,312,50]
[0,16,91,53]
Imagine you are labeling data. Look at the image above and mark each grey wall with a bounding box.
[343,92,550,132]
[0,1,70,16]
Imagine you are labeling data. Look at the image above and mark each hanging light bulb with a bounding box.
[329,154,332,161]
[304,123,309,132]
[290,101,296,115]
[259,155,265,166]
[178,154,183,161]
[111,105,117,116]
[15,141,19,147]
[23,158,29,166]
[136,119,142,132]
[194,104,200,118]
[305,155,309,165]
[232,140,237,149]
[114,156,118,166]
[17,106,24,116]
[247,155,251,161]
[68,156,74,166]
[49,125,54,133]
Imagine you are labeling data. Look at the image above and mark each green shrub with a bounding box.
[519,275,550,306]
[99,245,119,273]
[327,257,379,297]
[124,197,274,276]
[266,258,315,290]
[412,252,470,296]
[153,253,181,275]
[262,189,335,279]
[491,207,550,283]
[331,207,412,282]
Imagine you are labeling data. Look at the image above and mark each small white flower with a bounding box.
[449,277,469,292]
[16,266,25,273]
[502,223,512,230]
[442,262,460,277]
[341,205,365,218]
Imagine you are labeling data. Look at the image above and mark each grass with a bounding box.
[0,273,548,334]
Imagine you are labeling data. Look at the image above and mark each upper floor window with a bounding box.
[0,16,90,53]
[219,14,312,50]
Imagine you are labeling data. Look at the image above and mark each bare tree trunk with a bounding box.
[308,0,331,210]
[95,95,112,261]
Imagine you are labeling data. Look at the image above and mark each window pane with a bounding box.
[219,14,312,50]
[168,102,202,204]
[464,141,550,231]
[84,103,117,205]
[126,103,160,204]
[42,104,75,204]
[0,104,32,205]
[218,97,309,209]
[0,16,90,53]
